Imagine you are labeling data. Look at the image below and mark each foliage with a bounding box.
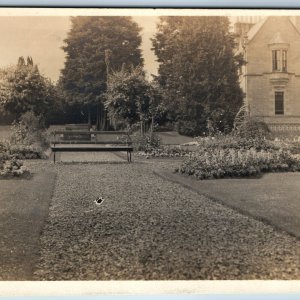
[7,144,45,159]
[0,142,30,178]
[137,145,193,158]
[176,132,300,179]
[104,66,164,132]
[104,67,147,126]
[60,16,143,128]
[195,134,279,151]
[0,57,58,120]
[177,147,300,180]
[176,120,199,137]
[233,118,271,140]
[152,16,244,136]
[131,132,161,152]
[9,111,49,149]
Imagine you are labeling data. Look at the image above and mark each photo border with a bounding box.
[0,4,299,298]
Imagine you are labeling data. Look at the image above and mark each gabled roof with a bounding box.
[246,16,300,43]
[247,17,267,41]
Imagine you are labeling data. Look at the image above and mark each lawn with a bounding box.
[0,161,56,280]
[157,169,300,238]
[156,131,195,145]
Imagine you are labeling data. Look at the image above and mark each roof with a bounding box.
[246,16,300,43]
[246,17,267,41]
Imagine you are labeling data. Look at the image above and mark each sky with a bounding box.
[0,16,159,82]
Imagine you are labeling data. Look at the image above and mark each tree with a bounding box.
[60,16,143,130]
[104,66,163,136]
[152,16,244,136]
[0,57,58,121]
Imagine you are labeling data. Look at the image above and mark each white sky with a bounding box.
[0,16,159,82]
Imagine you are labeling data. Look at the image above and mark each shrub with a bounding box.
[10,111,49,149]
[176,120,199,137]
[7,144,45,159]
[176,147,300,180]
[132,132,160,152]
[234,118,271,140]
[0,142,30,178]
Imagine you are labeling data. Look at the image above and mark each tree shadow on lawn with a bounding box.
[0,170,56,280]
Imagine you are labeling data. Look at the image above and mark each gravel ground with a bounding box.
[55,151,126,163]
[33,158,300,280]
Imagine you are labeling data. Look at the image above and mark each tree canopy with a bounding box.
[0,57,58,121]
[60,16,144,129]
[104,66,163,134]
[152,16,244,136]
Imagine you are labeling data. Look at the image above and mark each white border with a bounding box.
[0,281,300,296]
[0,8,299,17]
[0,7,299,296]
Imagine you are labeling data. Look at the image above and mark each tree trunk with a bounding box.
[140,118,145,136]
[87,106,91,129]
[150,115,154,139]
[99,102,106,131]
[95,105,99,131]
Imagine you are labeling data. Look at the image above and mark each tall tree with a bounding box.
[152,16,244,136]
[0,57,58,121]
[60,16,143,129]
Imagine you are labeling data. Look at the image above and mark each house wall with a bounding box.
[244,17,300,131]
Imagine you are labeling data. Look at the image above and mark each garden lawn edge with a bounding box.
[154,170,300,239]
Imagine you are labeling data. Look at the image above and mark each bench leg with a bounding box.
[53,151,56,164]
[127,151,132,163]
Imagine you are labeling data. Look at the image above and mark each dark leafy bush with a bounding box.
[10,111,50,149]
[176,120,200,137]
[234,119,271,140]
[132,132,160,152]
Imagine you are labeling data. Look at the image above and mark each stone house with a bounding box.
[235,16,300,132]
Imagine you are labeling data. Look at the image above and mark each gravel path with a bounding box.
[34,159,300,280]
[55,151,126,163]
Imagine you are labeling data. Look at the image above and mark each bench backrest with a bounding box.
[65,124,90,131]
[52,130,132,145]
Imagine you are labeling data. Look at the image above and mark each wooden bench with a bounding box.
[51,131,133,163]
[65,124,90,131]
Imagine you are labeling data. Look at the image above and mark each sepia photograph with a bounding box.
[0,7,299,292]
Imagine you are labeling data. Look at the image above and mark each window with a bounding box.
[275,91,284,115]
[272,50,280,71]
[272,50,287,72]
[282,50,287,72]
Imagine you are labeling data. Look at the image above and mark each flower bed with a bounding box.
[176,147,300,180]
[136,145,193,159]
[0,143,30,178]
[195,135,279,151]
[7,144,45,159]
